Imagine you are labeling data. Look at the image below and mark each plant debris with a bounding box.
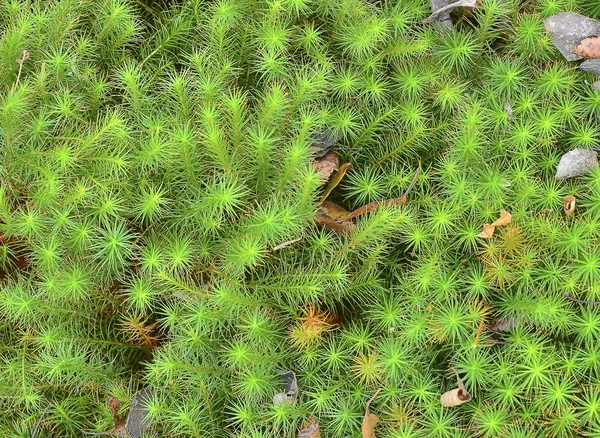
[424,0,477,24]
[314,151,339,182]
[580,58,600,75]
[362,388,381,438]
[430,0,452,30]
[476,210,512,239]
[544,12,600,61]
[273,370,298,407]
[298,416,321,438]
[440,369,471,407]
[82,389,155,437]
[555,147,598,180]
[564,195,576,219]
[316,200,355,234]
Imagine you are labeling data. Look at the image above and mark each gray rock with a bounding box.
[273,392,294,407]
[555,147,598,180]
[580,58,600,75]
[430,0,453,30]
[544,12,600,61]
[125,389,155,438]
[592,80,600,91]
[424,0,477,24]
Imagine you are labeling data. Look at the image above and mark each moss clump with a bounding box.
[2,0,600,436]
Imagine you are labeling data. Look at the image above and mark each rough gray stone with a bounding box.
[424,0,477,24]
[430,0,452,30]
[580,58,600,75]
[125,388,155,438]
[555,147,598,180]
[544,12,600,61]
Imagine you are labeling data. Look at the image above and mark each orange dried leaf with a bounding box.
[492,209,512,226]
[362,413,379,438]
[362,389,382,438]
[564,195,576,219]
[477,210,512,238]
[573,36,600,58]
[476,223,496,239]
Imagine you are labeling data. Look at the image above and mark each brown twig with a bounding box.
[15,50,30,87]
[365,388,382,413]
[344,167,420,221]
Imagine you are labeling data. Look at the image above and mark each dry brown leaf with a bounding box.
[316,201,355,234]
[362,389,382,438]
[344,168,420,221]
[345,196,407,221]
[564,195,576,219]
[493,209,512,226]
[362,413,379,438]
[574,36,600,58]
[298,416,321,438]
[476,209,512,239]
[314,152,339,182]
[319,200,351,221]
[476,223,496,239]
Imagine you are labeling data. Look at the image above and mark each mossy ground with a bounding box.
[2,0,600,436]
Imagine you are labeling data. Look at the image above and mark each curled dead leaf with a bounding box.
[564,195,576,219]
[319,162,353,204]
[362,413,379,438]
[441,368,471,407]
[573,36,600,58]
[440,387,472,407]
[298,416,320,438]
[476,210,512,239]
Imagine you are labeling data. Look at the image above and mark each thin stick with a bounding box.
[473,317,485,348]
[15,50,29,88]
[32,402,52,438]
[343,167,420,221]
[273,234,304,251]
[401,166,421,200]
[365,388,382,413]
[563,294,600,305]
